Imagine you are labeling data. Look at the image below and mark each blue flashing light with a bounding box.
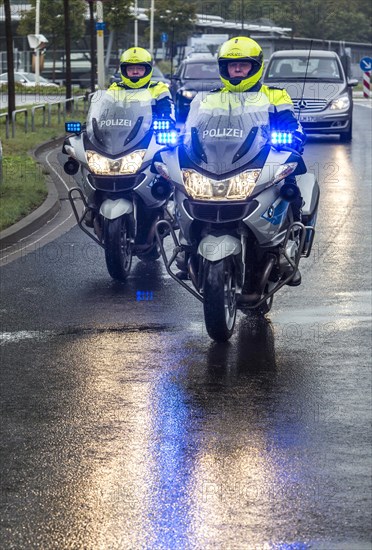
[156,130,179,146]
[136,290,154,301]
[153,119,172,130]
[65,121,82,134]
[271,131,293,145]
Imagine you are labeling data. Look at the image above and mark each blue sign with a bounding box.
[95,22,106,31]
[161,32,168,43]
[359,56,372,72]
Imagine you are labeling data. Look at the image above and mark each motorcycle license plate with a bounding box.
[300,115,317,122]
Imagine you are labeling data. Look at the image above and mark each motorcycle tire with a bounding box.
[103,216,132,281]
[203,258,237,342]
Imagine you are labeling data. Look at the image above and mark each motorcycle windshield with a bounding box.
[183,92,270,176]
[86,89,153,156]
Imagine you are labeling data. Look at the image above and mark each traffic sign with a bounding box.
[95,22,106,31]
[161,32,168,43]
[359,56,372,72]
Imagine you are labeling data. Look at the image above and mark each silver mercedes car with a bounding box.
[264,50,358,142]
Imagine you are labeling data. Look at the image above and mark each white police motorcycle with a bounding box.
[154,93,319,342]
[61,89,173,281]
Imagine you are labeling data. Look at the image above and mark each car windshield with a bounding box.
[183,62,220,79]
[266,56,342,81]
[86,89,153,156]
[183,92,270,176]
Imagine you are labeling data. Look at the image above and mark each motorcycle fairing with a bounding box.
[183,91,271,176]
[261,198,289,225]
[100,198,133,219]
[197,235,242,261]
[86,89,154,156]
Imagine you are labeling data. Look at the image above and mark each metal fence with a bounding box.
[1,95,91,139]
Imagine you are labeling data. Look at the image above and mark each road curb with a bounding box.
[0,137,65,249]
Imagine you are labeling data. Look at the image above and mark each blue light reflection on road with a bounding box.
[145,371,199,548]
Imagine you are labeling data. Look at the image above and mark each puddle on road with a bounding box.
[0,324,174,345]
[274,290,371,328]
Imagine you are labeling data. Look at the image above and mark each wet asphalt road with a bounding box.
[0,103,371,549]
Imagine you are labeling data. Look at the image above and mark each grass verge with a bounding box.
[0,108,85,232]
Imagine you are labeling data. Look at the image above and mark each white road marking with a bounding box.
[45,148,71,191]
[0,330,55,345]
[354,100,372,109]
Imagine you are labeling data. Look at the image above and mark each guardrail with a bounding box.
[12,108,28,138]
[31,104,46,132]
[0,112,9,139]
[2,94,93,139]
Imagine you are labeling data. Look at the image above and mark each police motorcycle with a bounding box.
[61,88,173,281]
[153,93,319,342]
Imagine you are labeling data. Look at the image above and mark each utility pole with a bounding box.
[64,0,72,104]
[4,0,15,119]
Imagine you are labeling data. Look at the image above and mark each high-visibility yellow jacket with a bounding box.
[108,81,174,120]
[196,82,303,134]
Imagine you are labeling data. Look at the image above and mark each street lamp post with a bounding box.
[150,0,154,55]
[134,0,138,47]
[35,0,40,84]
[96,0,105,88]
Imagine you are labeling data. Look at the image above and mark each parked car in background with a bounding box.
[0,71,59,88]
[169,55,220,121]
[263,50,358,142]
[109,65,171,87]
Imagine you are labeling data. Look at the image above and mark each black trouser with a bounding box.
[285,174,303,223]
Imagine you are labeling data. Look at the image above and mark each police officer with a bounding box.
[177,36,306,285]
[109,46,175,121]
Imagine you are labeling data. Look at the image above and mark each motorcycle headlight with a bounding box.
[181,90,197,99]
[86,150,146,175]
[329,95,350,110]
[182,169,261,201]
[272,162,298,184]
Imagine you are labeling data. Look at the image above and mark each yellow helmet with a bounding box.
[218,36,264,92]
[119,47,153,89]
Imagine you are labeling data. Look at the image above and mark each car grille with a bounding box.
[185,201,258,223]
[293,98,328,112]
[89,173,145,192]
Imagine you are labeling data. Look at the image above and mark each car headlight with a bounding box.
[329,95,350,110]
[181,90,197,99]
[86,150,146,175]
[182,169,261,200]
[272,162,298,184]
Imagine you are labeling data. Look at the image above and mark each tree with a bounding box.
[2,0,16,118]
[17,0,86,80]
[146,0,197,57]
[228,0,372,42]
[103,0,133,32]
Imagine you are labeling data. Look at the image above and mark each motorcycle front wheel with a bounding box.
[103,216,132,281]
[203,258,237,342]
